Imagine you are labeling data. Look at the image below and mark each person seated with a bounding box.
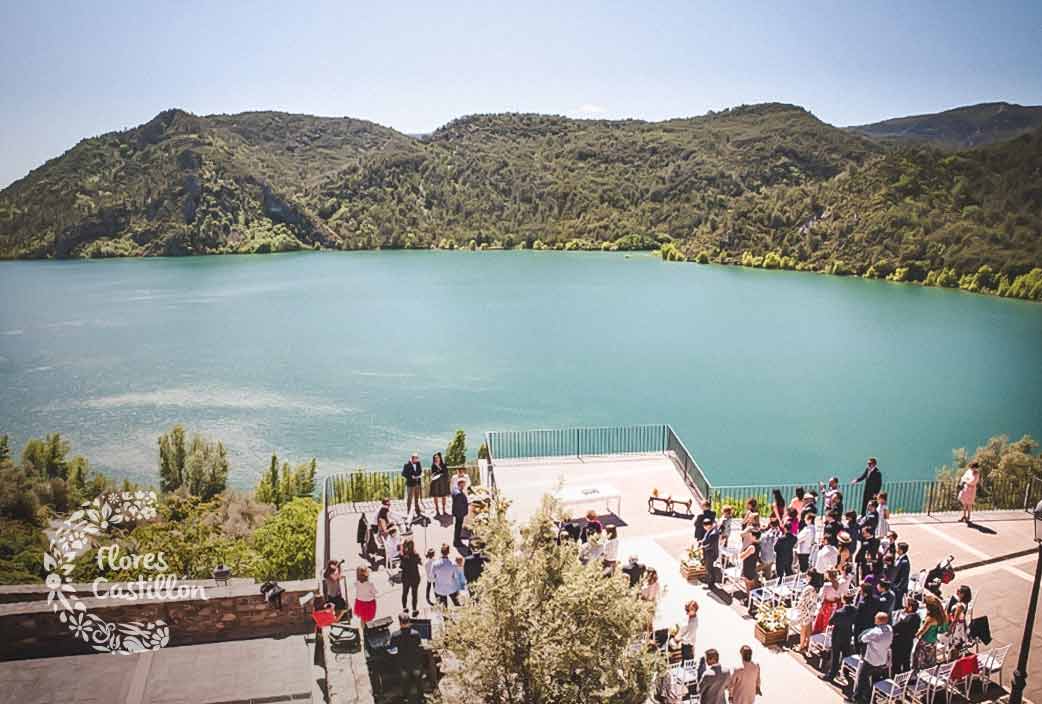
[622,556,645,587]
[390,611,425,704]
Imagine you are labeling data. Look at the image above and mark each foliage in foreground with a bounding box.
[438,495,660,704]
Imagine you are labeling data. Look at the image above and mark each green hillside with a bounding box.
[848,102,1042,149]
[1,103,1039,300]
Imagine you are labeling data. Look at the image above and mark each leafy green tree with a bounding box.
[251,497,320,580]
[158,425,187,492]
[21,433,71,480]
[438,495,661,703]
[0,435,10,463]
[184,435,228,500]
[256,455,316,506]
[445,429,467,467]
[256,453,280,505]
[0,455,39,523]
[0,519,48,584]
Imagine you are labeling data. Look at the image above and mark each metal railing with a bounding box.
[665,425,712,501]
[324,464,482,505]
[486,424,667,461]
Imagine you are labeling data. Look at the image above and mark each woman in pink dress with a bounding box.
[958,462,981,523]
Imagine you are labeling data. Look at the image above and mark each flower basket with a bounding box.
[754,623,789,646]
[679,544,706,582]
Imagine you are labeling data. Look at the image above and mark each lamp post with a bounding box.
[1008,499,1042,704]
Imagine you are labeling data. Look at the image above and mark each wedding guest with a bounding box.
[322,560,347,618]
[959,462,982,523]
[821,593,857,683]
[728,645,762,704]
[429,451,450,516]
[770,489,787,525]
[424,547,436,605]
[399,538,422,617]
[678,600,699,661]
[786,506,801,536]
[698,649,732,704]
[813,569,842,634]
[913,594,948,670]
[739,531,761,595]
[759,518,779,580]
[603,524,620,574]
[451,477,469,547]
[892,542,911,607]
[694,500,716,541]
[581,508,604,541]
[354,566,377,626]
[851,612,892,703]
[719,506,735,549]
[701,519,721,588]
[743,498,761,530]
[875,492,891,538]
[891,596,921,674]
[431,543,461,606]
[640,567,662,602]
[789,487,806,512]
[796,512,816,572]
[794,582,819,652]
[774,522,796,578]
[811,534,838,588]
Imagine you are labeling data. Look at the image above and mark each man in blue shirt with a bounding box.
[848,612,893,703]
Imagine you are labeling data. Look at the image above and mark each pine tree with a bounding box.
[158,425,187,492]
[445,429,467,467]
[0,435,10,463]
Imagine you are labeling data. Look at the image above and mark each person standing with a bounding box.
[892,542,911,607]
[694,500,716,541]
[399,538,422,617]
[821,593,857,683]
[701,518,721,589]
[759,518,779,581]
[429,451,450,517]
[431,544,461,606]
[890,597,921,674]
[353,566,377,627]
[739,532,761,596]
[451,477,469,547]
[851,458,882,515]
[958,462,982,523]
[728,645,762,704]
[849,612,892,703]
[796,512,816,573]
[774,524,796,578]
[678,600,699,661]
[424,547,437,606]
[402,453,424,518]
[697,649,732,704]
[390,611,425,704]
[811,534,838,589]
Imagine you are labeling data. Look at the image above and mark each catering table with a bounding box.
[554,483,622,516]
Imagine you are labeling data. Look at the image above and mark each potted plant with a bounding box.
[679,544,705,582]
[754,606,789,646]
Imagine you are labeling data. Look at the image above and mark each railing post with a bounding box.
[576,428,581,459]
[927,481,934,516]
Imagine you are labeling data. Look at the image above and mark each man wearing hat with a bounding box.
[402,452,424,518]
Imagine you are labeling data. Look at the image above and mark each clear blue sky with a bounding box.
[2,0,1041,187]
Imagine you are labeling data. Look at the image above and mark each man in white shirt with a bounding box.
[811,534,838,588]
[796,513,816,572]
[848,612,893,703]
[678,600,699,661]
[431,543,461,606]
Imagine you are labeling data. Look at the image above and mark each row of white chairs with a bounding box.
[838,643,1011,704]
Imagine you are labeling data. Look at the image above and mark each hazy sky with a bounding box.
[2,1,1041,187]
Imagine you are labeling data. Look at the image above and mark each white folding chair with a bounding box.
[915,660,957,704]
[750,574,784,612]
[807,624,832,661]
[840,653,863,686]
[977,643,1011,691]
[869,668,914,704]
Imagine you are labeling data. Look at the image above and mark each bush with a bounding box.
[251,498,320,581]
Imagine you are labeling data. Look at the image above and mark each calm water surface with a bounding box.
[1,251,1040,488]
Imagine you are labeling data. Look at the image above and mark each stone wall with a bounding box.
[0,578,318,660]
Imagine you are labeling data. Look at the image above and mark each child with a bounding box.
[453,556,469,601]
[876,492,891,538]
[353,566,377,627]
[384,524,401,570]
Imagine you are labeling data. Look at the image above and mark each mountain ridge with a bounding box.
[1,102,1039,300]
[847,101,1042,149]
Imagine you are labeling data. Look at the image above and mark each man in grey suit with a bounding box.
[698,648,732,704]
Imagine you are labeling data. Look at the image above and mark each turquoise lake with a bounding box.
[1,251,1040,488]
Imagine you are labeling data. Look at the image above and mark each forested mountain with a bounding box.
[1,103,1040,300]
[848,102,1042,149]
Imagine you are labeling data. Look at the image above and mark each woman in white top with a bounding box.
[677,600,699,661]
[958,462,982,523]
[796,514,816,572]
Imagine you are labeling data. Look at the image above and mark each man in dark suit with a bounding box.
[694,500,716,542]
[451,477,469,547]
[402,453,424,518]
[390,611,425,704]
[821,593,857,683]
[892,542,911,607]
[851,457,882,515]
[700,518,721,589]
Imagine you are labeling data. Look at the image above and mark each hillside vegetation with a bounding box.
[1,103,1040,300]
[848,102,1042,149]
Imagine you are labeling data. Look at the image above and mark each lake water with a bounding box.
[1,251,1040,489]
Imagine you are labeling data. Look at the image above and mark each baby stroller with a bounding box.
[924,554,955,597]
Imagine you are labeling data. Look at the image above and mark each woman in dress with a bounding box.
[739,531,761,596]
[913,594,948,670]
[399,538,422,617]
[353,566,377,627]
[947,585,973,656]
[429,452,450,516]
[602,525,620,575]
[794,582,819,653]
[743,498,761,530]
[771,489,787,525]
[813,569,842,634]
[958,462,982,523]
[640,567,661,603]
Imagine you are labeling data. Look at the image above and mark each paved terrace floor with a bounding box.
[326,454,1042,703]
